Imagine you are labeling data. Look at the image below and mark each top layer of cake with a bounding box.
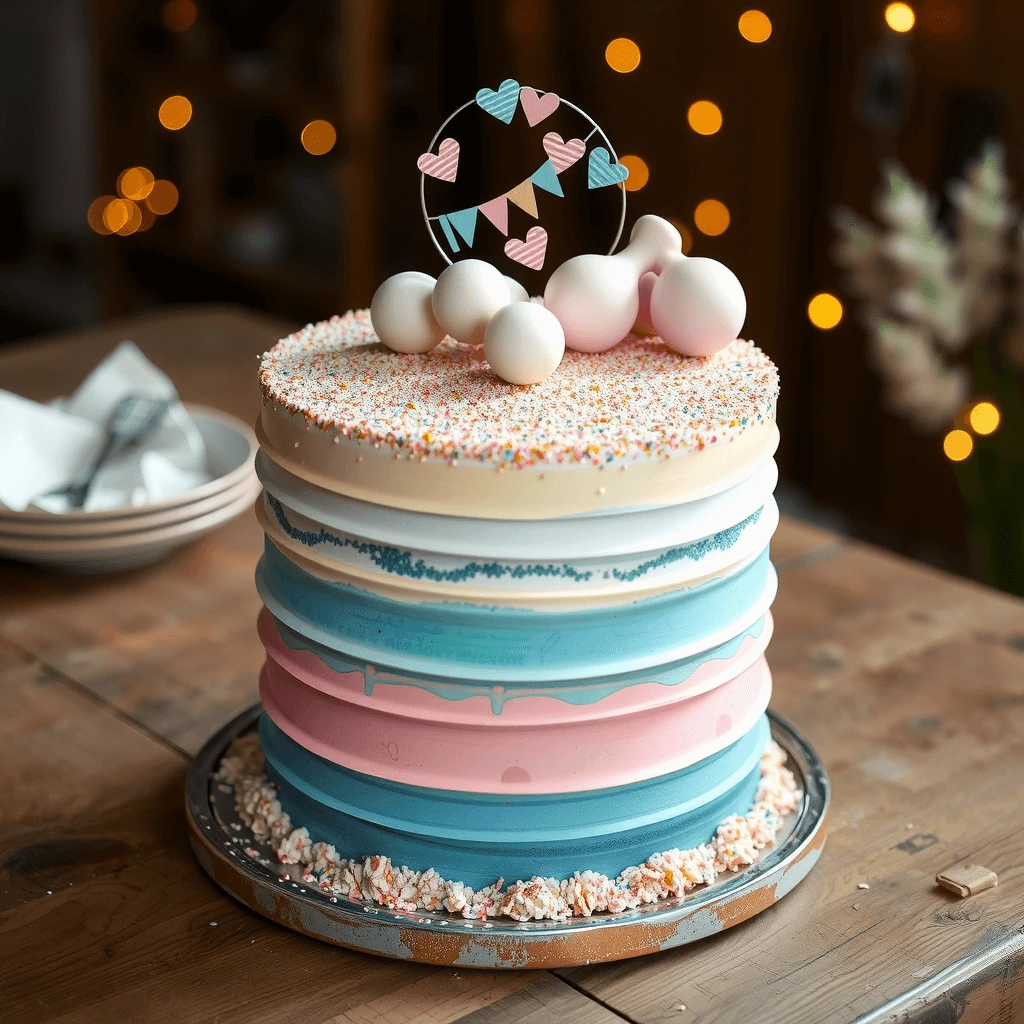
[258,309,780,518]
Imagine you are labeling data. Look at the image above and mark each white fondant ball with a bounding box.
[627,215,683,273]
[503,275,529,302]
[543,253,639,352]
[432,259,511,346]
[484,301,564,385]
[370,271,443,354]
[650,256,747,357]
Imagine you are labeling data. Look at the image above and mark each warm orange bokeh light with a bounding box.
[885,2,916,32]
[159,95,193,130]
[968,401,1000,435]
[604,37,641,73]
[738,10,773,42]
[102,199,130,233]
[301,119,337,155]
[145,180,180,216]
[161,0,197,32]
[117,166,155,201]
[943,428,973,461]
[694,199,731,236]
[115,199,143,236]
[687,100,723,135]
[87,196,117,235]
[619,155,649,192]
[807,293,844,329]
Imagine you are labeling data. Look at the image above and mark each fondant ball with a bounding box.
[627,215,683,273]
[484,301,565,385]
[650,256,747,357]
[370,271,442,354]
[432,259,511,346]
[543,253,639,353]
[503,275,529,303]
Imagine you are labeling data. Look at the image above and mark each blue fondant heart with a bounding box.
[475,78,521,123]
[588,147,630,189]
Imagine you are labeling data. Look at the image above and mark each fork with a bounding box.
[46,393,172,509]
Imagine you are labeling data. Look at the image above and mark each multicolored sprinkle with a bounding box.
[259,310,779,468]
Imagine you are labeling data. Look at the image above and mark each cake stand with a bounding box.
[187,705,828,969]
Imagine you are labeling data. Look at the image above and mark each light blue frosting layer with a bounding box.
[257,539,775,682]
[271,612,769,713]
[261,713,769,888]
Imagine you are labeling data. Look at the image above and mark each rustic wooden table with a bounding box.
[2,307,1023,1024]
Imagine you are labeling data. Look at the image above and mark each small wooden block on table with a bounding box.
[2,307,1023,1023]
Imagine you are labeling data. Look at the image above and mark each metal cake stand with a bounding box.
[186,704,829,969]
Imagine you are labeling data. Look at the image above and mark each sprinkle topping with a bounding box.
[260,310,778,468]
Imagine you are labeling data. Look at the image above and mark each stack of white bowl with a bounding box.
[0,405,260,572]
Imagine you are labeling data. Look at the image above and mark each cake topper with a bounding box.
[371,79,747,385]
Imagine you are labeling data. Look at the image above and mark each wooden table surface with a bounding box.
[2,307,1023,1024]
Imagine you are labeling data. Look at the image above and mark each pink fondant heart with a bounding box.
[504,226,548,270]
[416,138,460,181]
[542,132,585,173]
[519,87,559,126]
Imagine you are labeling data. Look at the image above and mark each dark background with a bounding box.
[0,0,1019,581]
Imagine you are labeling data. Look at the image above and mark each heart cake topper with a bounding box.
[418,79,628,274]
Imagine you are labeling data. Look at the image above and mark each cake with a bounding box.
[218,308,801,922]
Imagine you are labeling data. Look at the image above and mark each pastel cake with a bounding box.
[227,310,799,920]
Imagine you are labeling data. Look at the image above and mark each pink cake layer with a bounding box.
[258,612,773,794]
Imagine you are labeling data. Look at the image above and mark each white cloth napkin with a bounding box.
[0,341,212,513]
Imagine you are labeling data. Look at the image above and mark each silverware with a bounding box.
[45,394,172,509]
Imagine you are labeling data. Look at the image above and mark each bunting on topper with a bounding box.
[419,79,628,270]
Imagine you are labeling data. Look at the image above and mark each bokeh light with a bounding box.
[619,155,649,191]
[687,100,723,136]
[807,293,844,329]
[137,205,157,232]
[115,199,143,236]
[87,196,117,235]
[885,2,916,32]
[968,401,1000,435]
[161,0,197,32]
[301,119,337,155]
[670,219,695,255]
[102,199,130,233]
[920,0,965,38]
[159,95,193,130]
[145,180,179,215]
[738,10,773,42]
[117,166,155,201]
[694,199,730,236]
[943,429,973,461]
[605,37,641,73]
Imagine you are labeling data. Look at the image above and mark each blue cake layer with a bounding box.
[256,538,776,682]
[260,712,769,888]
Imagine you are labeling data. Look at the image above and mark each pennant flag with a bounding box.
[447,207,478,247]
[438,214,460,253]
[530,159,563,198]
[478,196,509,235]
[506,179,538,218]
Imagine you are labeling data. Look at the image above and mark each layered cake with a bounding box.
[219,309,802,921]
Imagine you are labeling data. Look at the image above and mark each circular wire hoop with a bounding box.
[419,89,627,267]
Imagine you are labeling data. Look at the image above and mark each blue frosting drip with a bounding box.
[261,713,769,888]
[256,539,774,682]
[271,613,769,714]
[266,491,762,586]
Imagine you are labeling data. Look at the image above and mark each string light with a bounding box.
[145,180,179,215]
[605,37,641,73]
[694,199,730,236]
[159,95,193,130]
[87,196,117,235]
[619,155,649,191]
[117,166,155,202]
[885,2,916,32]
[687,101,723,136]
[943,428,973,461]
[968,401,1000,435]
[807,293,844,329]
[301,120,337,155]
[738,10,773,42]
[161,0,197,32]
